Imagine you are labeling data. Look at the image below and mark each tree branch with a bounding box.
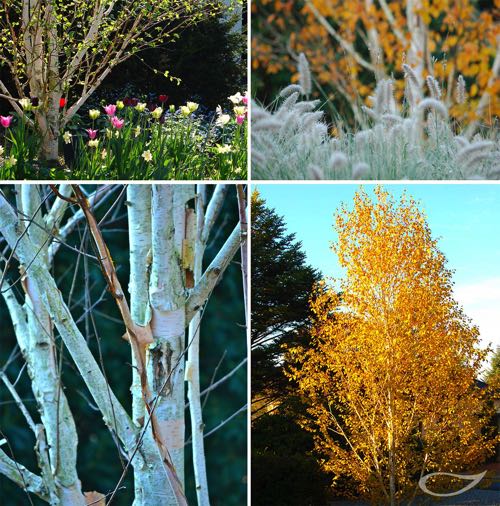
[186,223,241,324]
[0,447,48,502]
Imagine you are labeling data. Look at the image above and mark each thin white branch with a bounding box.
[202,185,229,244]
[0,373,37,433]
[186,223,241,324]
[0,448,48,501]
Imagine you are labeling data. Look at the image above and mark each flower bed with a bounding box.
[0,92,247,180]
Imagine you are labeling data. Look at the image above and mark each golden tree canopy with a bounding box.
[288,187,496,503]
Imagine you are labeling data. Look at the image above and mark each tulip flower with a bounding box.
[242,93,249,106]
[159,95,168,103]
[111,116,125,129]
[135,103,147,112]
[186,101,199,113]
[236,115,245,125]
[63,132,72,144]
[60,98,67,108]
[19,98,32,110]
[216,114,231,127]
[228,92,243,104]
[151,107,163,120]
[88,139,99,148]
[86,129,98,140]
[89,109,100,120]
[104,104,117,116]
[116,100,125,110]
[0,116,13,128]
[234,106,246,117]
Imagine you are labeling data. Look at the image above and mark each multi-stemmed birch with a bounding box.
[0,0,226,162]
[0,183,246,505]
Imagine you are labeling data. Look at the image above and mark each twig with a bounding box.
[203,404,247,439]
[0,372,37,433]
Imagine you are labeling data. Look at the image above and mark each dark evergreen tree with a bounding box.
[251,190,320,408]
[251,190,330,506]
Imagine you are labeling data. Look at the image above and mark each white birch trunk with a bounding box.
[16,185,86,505]
[186,187,210,506]
[147,185,194,505]
[127,185,168,506]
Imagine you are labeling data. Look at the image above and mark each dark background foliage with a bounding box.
[0,184,247,505]
[0,13,246,117]
[250,190,332,505]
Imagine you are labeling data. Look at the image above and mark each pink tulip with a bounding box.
[0,115,13,128]
[104,104,117,116]
[86,128,98,140]
[242,96,248,106]
[236,115,245,125]
[111,116,125,129]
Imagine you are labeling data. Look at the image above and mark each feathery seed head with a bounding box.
[309,165,324,179]
[298,53,312,95]
[330,151,348,171]
[457,141,494,165]
[456,75,466,104]
[426,75,441,99]
[352,162,370,180]
[280,84,304,98]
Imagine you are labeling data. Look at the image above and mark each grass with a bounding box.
[252,56,499,180]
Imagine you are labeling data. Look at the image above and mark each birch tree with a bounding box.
[288,187,497,504]
[0,0,226,162]
[0,183,247,505]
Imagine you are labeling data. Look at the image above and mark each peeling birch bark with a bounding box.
[148,185,194,504]
[17,185,86,505]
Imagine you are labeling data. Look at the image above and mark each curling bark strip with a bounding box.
[70,185,188,506]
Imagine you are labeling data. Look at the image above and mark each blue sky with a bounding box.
[255,183,500,352]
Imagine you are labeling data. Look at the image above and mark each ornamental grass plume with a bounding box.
[298,53,312,95]
[252,54,500,180]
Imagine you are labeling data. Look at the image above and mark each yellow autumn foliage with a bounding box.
[253,0,499,125]
[287,187,497,503]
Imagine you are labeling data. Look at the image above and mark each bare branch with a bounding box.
[0,447,48,502]
[186,223,241,324]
